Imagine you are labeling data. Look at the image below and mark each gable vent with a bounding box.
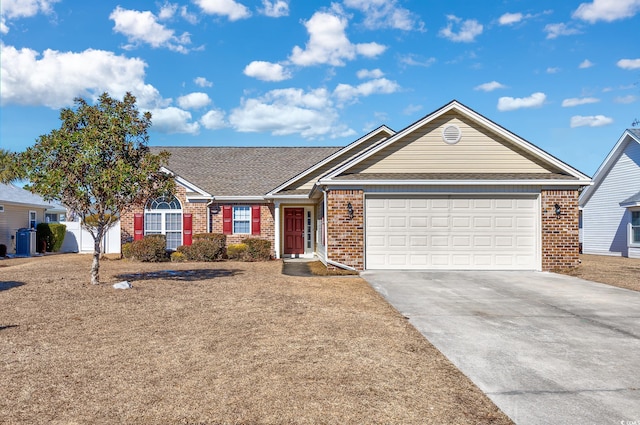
[442,125,462,144]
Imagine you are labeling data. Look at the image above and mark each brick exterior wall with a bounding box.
[120,185,209,245]
[326,189,365,270]
[209,202,275,255]
[541,189,580,271]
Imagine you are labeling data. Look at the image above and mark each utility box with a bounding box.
[16,228,36,256]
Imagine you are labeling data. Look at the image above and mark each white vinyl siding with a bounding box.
[349,113,558,175]
[582,140,640,257]
[365,195,539,270]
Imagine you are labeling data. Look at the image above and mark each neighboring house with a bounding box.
[579,129,640,258]
[122,100,591,271]
[0,183,57,254]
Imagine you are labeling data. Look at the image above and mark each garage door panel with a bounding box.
[366,195,538,270]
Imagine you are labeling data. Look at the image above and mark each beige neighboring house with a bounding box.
[0,183,58,255]
[121,100,591,271]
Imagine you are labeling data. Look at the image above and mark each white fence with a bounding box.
[60,220,121,254]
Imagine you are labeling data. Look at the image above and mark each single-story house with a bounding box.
[0,183,58,255]
[579,128,640,258]
[122,100,591,271]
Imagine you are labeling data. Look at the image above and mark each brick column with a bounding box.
[326,189,364,270]
[541,189,580,271]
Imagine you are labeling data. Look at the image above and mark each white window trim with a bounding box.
[144,196,183,250]
[232,205,251,235]
[630,210,640,247]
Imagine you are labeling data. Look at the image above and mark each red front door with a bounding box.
[284,208,305,255]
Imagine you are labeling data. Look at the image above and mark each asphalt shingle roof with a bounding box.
[152,147,340,197]
[621,190,640,205]
[0,183,57,208]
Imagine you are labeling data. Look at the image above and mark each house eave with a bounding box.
[318,179,591,186]
[212,196,267,202]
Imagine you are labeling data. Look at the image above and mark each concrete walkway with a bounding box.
[362,270,640,425]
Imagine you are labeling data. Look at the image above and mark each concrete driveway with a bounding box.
[361,270,640,425]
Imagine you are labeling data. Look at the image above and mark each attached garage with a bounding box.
[365,194,539,270]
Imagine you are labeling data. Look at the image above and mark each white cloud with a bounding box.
[229,88,355,139]
[0,43,164,109]
[200,109,227,129]
[614,95,637,104]
[403,104,422,115]
[109,6,191,53]
[439,15,483,42]
[546,67,560,74]
[149,106,200,134]
[243,61,291,81]
[561,97,600,107]
[573,0,640,23]
[544,22,581,39]
[177,92,211,109]
[617,58,640,69]
[579,59,594,68]
[570,115,613,127]
[0,0,60,33]
[498,12,524,25]
[194,77,213,87]
[474,81,507,92]
[193,0,251,21]
[158,3,178,19]
[289,8,386,67]
[357,68,384,79]
[180,6,198,24]
[343,0,424,31]
[497,92,546,111]
[399,54,436,67]
[259,0,289,18]
[333,78,400,104]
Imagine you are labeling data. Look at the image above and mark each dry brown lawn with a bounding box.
[0,254,512,425]
[558,254,640,292]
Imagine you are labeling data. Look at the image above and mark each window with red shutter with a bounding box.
[222,205,232,235]
[251,205,261,235]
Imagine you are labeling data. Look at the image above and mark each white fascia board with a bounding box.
[266,126,394,196]
[212,196,266,202]
[580,130,639,206]
[620,201,640,208]
[324,101,590,182]
[318,178,591,187]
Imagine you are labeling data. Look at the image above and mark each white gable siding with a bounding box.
[582,140,640,256]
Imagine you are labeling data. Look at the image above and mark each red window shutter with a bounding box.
[134,213,144,241]
[183,213,192,246]
[222,205,232,235]
[251,205,261,235]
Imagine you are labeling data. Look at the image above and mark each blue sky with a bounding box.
[1,0,639,176]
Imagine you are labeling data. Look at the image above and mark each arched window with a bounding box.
[145,195,182,250]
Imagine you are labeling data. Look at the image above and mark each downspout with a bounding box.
[323,187,357,272]
[205,198,215,233]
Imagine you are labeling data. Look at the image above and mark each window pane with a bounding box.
[145,213,161,232]
[233,206,250,220]
[632,212,640,226]
[166,213,182,231]
[166,232,182,251]
[234,221,250,234]
[633,227,640,244]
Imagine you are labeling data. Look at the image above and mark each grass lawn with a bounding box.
[0,255,511,425]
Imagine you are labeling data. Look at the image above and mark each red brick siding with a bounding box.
[541,189,580,271]
[210,203,275,255]
[326,189,365,270]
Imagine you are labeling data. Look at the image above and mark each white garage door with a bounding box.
[365,195,539,270]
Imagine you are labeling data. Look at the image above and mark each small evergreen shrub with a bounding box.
[121,242,132,259]
[227,243,248,260]
[129,235,168,262]
[36,223,67,252]
[170,251,186,262]
[176,233,226,262]
[242,238,271,261]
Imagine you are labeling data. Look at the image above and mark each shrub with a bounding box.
[242,238,271,261]
[36,222,67,252]
[170,251,186,262]
[177,234,226,262]
[121,242,132,259]
[128,235,168,262]
[227,243,248,260]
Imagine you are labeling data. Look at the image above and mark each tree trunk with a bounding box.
[90,226,104,285]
